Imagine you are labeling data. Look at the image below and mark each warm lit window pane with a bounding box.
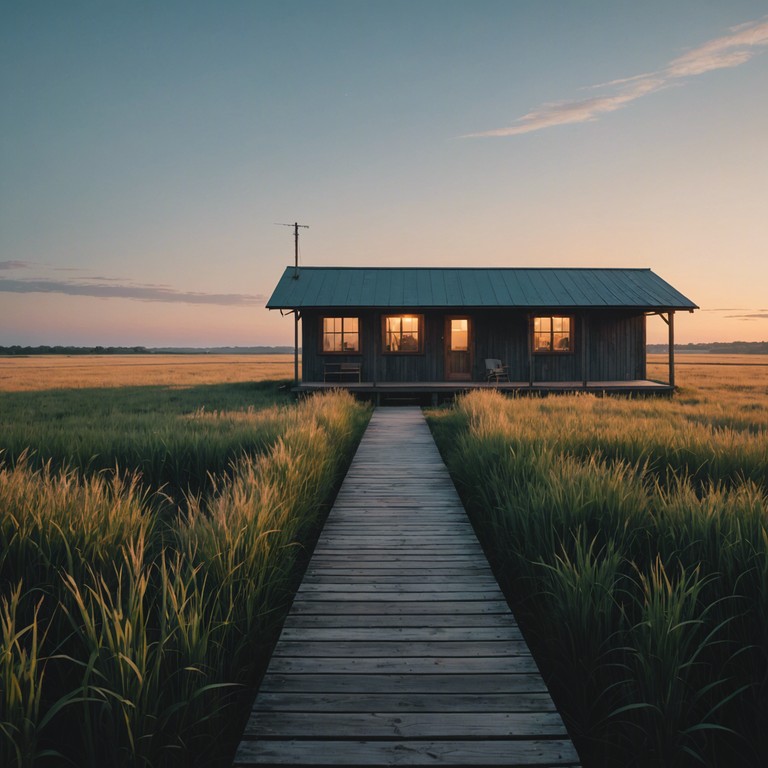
[322,317,359,353]
[533,332,550,352]
[384,315,421,353]
[451,319,468,351]
[533,316,572,353]
[342,328,359,351]
[400,334,418,351]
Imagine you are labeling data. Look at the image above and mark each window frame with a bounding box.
[532,315,574,355]
[319,316,362,355]
[381,314,425,355]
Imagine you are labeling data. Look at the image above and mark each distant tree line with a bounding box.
[0,345,150,356]
[646,341,768,354]
[0,345,297,356]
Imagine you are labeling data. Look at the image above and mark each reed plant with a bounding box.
[0,388,370,767]
[0,381,292,499]
[428,386,768,767]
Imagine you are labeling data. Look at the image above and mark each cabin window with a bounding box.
[382,315,423,353]
[321,317,360,353]
[533,316,573,353]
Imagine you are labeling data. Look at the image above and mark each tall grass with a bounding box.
[428,389,768,767]
[0,389,370,767]
[0,381,292,499]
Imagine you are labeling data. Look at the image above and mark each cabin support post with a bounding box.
[527,313,534,388]
[293,310,301,387]
[668,310,675,387]
[581,313,589,388]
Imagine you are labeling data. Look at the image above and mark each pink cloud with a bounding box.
[466,15,768,138]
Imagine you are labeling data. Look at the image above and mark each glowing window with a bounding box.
[450,318,469,351]
[322,317,360,353]
[533,316,572,353]
[383,315,423,353]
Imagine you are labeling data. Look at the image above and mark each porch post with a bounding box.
[527,313,534,387]
[668,310,675,387]
[294,310,300,388]
[581,313,588,388]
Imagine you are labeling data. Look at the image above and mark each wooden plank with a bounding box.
[272,640,529,657]
[288,600,512,615]
[299,569,494,580]
[294,590,504,601]
[265,655,539,674]
[245,711,568,738]
[250,692,557,714]
[303,570,494,580]
[277,627,524,642]
[304,554,488,561]
[281,613,520,629]
[258,673,549,695]
[300,578,499,588]
[234,739,580,766]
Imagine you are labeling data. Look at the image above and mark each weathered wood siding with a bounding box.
[587,311,647,381]
[301,308,646,383]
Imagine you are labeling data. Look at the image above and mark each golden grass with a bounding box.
[0,389,370,768]
[3,352,765,393]
[427,359,768,767]
[648,353,768,408]
[0,354,296,391]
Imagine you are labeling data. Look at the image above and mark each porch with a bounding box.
[293,379,674,404]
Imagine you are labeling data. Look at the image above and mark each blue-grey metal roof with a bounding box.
[267,267,698,310]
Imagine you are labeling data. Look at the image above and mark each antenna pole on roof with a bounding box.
[275,222,309,279]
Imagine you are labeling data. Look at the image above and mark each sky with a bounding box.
[1,0,767,347]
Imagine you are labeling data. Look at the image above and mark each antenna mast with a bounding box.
[275,221,309,388]
[276,222,309,278]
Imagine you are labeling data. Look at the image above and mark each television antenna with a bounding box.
[275,222,309,278]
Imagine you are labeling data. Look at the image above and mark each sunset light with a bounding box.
[1,2,766,347]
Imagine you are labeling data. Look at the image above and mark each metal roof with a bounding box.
[267,267,698,310]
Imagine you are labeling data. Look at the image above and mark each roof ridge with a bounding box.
[283,266,654,271]
[267,266,697,309]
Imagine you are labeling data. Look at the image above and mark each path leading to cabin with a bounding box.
[234,408,579,767]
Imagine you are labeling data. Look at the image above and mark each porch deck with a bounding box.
[293,379,673,403]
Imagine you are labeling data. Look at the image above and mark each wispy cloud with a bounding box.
[0,260,31,270]
[0,276,265,306]
[465,15,768,137]
[702,307,768,313]
[726,312,768,321]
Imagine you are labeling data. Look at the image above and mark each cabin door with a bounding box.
[445,316,472,381]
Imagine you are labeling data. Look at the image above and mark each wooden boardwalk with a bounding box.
[234,408,579,767]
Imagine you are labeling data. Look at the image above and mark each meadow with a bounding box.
[0,355,371,768]
[428,355,768,767]
[2,352,766,767]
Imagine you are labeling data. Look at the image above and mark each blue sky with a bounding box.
[1,1,767,346]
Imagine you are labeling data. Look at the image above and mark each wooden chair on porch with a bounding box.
[485,359,510,383]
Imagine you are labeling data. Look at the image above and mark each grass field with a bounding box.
[2,353,766,767]
[0,355,369,768]
[427,354,768,768]
[0,354,296,391]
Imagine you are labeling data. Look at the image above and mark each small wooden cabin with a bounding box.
[267,267,697,395]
